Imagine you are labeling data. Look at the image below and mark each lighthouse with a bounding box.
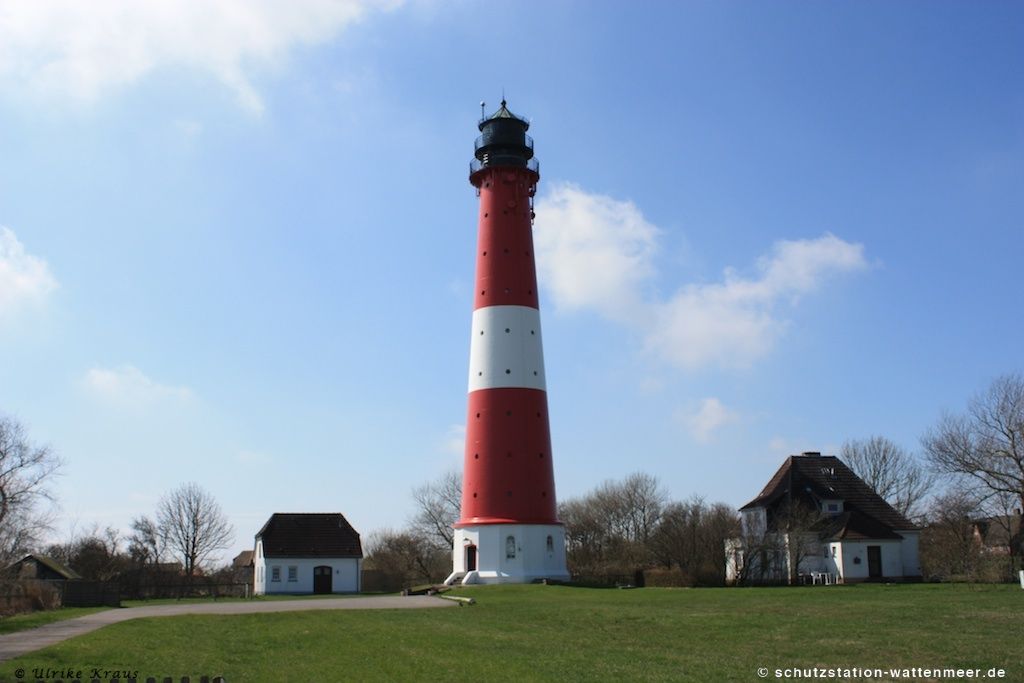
[445,100,570,585]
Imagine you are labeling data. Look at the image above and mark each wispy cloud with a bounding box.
[0,0,403,114]
[82,365,193,405]
[0,226,58,318]
[676,397,738,443]
[534,184,869,370]
[236,449,273,465]
[440,424,465,459]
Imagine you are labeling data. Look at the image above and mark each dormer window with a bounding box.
[822,499,843,515]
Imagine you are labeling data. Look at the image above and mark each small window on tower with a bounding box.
[506,535,516,559]
[546,535,554,553]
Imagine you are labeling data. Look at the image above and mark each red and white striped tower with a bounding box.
[446,100,569,585]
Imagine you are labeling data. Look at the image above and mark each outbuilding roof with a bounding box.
[6,554,82,580]
[255,513,363,559]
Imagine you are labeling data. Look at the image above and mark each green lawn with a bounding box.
[3,584,1021,682]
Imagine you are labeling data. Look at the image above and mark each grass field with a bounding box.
[3,583,1020,682]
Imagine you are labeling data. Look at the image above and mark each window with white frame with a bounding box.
[288,566,297,582]
[271,566,281,582]
[506,535,516,559]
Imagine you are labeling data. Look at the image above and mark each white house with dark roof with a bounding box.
[254,513,363,595]
[726,452,921,584]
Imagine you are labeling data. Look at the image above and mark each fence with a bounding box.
[62,580,122,607]
[126,582,251,601]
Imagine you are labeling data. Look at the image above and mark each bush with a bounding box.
[643,568,694,588]
[0,580,61,616]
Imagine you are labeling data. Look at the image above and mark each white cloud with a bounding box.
[533,183,659,321]
[440,423,465,459]
[677,397,738,443]
[82,365,193,405]
[236,449,272,465]
[0,0,402,113]
[0,226,58,317]
[533,186,868,370]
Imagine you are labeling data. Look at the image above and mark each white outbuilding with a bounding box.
[253,513,363,595]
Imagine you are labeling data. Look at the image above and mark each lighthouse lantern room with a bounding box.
[444,101,570,585]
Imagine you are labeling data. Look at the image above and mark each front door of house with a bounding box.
[466,545,477,572]
[867,546,882,579]
[313,565,332,594]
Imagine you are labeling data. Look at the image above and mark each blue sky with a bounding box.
[1,1,1021,563]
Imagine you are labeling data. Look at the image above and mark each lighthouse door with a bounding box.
[313,566,332,594]
[466,545,477,572]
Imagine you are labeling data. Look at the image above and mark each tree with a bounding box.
[923,373,1024,515]
[730,498,825,586]
[774,500,826,586]
[919,488,991,582]
[0,414,62,562]
[410,470,461,551]
[127,515,164,566]
[841,436,935,521]
[651,497,739,586]
[363,529,448,587]
[156,482,233,577]
[46,525,128,581]
[559,472,668,576]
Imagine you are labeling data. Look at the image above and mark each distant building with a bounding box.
[6,554,81,582]
[972,514,1023,557]
[253,513,363,595]
[231,550,254,585]
[726,452,921,584]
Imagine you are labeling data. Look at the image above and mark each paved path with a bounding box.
[0,595,454,662]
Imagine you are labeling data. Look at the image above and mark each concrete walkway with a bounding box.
[0,595,454,662]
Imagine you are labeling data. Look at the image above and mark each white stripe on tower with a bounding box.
[467,305,546,392]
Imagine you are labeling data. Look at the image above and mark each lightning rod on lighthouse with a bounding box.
[445,100,570,585]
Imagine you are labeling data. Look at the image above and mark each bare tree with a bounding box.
[922,373,1024,515]
[128,515,164,566]
[774,499,826,586]
[363,528,448,586]
[410,470,461,551]
[46,525,127,581]
[841,436,935,521]
[919,488,989,582]
[156,482,233,577]
[0,414,62,563]
[651,497,739,585]
[559,472,668,576]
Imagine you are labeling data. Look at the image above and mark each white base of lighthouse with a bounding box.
[444,524,569,585]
